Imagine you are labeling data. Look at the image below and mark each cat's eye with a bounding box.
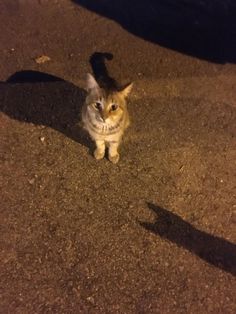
[111,104,118,111]
[94,102,102,110]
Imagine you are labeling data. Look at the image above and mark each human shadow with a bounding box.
[139,203,236,276]
[72,0,236,64]
[0,70,91,148]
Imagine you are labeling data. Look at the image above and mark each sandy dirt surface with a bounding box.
[0,1,236,313]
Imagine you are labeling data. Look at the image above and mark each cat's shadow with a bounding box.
[0,70,92,149]
[139,203,236,276]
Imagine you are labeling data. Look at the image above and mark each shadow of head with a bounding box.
[0,70,91,147]
[139,203,236,276]
[89,52,118,90]
[72,0,236,63]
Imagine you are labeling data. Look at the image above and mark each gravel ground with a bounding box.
[0,1,236,313]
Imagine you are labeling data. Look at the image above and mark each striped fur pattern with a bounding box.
[82,73,132,163]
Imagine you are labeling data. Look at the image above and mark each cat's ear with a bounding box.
[119,82,133,98]
[86,73,100,92]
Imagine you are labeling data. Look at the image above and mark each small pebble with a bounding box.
[28,178,35,185]
[35,55,51,64]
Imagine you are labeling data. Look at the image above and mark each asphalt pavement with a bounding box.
[0,1,236,313]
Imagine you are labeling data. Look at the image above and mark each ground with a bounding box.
[0,1,236,313]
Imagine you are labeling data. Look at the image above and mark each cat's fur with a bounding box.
[82,73,132,163]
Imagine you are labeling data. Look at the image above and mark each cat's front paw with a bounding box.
[109,153,120,164]
[94,148,105,160]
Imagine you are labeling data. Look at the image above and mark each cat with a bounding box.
[82,73,132,163]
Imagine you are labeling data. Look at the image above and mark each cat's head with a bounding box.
[85,73,132,123]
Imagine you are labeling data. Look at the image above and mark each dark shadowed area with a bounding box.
[140,203,236,276]
[73,0,236,63]
[1,71,90,148]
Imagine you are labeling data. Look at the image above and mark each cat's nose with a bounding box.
[99,115,106,122]
[101,112,109,122]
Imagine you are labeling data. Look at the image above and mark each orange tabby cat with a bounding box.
[82,73,132,163]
